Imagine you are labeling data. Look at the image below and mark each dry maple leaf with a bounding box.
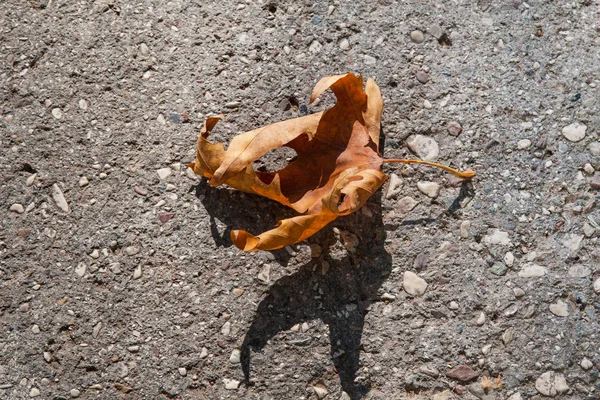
[189,73,474,251]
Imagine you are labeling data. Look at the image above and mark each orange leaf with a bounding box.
[189,73,473,251]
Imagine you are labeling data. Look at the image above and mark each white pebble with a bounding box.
[52,108,63,119]
[417,181,440,198]
[223,378,240,390]
[157,167,172,180]
[581,358,593,370]
[517,139,531,149]
[51,183,69,212]
[403,271,428,296]
[549,299,569,317]
[10,204,25,213]
[535,371,569,396]
[133,265,142,279]
[406,135,439,161]
[229,349,241,364]
[562,122,587,142]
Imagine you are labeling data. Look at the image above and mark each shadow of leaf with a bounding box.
[239,193,391,399]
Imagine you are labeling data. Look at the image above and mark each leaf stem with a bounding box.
[382,159,475,179]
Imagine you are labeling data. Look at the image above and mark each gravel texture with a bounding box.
[1,1,600,399]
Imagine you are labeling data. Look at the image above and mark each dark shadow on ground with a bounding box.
[238,192,391,399]
[192,181,295,263]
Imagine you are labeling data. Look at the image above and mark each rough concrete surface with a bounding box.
[1,0,600,399]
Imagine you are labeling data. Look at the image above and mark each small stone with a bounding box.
[221,321,231,336]
[127,346,139,353]
[517,139,531,149]
[32,324,40,333]
[504,251,515,266]
[549,299,569,317]
[339,38,349,50]
[19,303,30,312]
[381,293,396,301]
[403,271,428,296]
[583,163,595,175]
[157,114,166,125]
[43,352,52,362]
[502,328,513,345]
[417,181,440,198]
[562,233,583,252]
[139,43,149,56]
[593,277,600,293]
[460,220,470,238]
[535,371,569,397]
[410,30,425,43]
[178,367,187,376]
[483,229,510,246]
[447,121,462,136]
[446,364,479,382]
[159,212,176,223]
[125,246,139,256]
[562,122,587,142]
[309,40,322,54]
[70,388,81,398]
[30,387,41,397]
[225,101,241,109]
[490,262,507,276]
[364,55,377,65]
[75,262,87,277]
[507,393,523,400]
[513,288,525,298]
[52,108,63,119]
[133,265,142,279]
[406,134,439,160]
[313,383,328,399]
[232,288,244,296]
[504,303,519,317]
[200,347,208,359]
[258,264,271,283]
[10,204,24,213]
[448,301,459,310]
[385,173,403,199]
[79,176,89,187]
[568,264,591,278]
[518,264,547,278]
[476,312,485,326]
[157,167,172,180]
[26,173,37,186]
[90,249,100,259]
[229,349,241,364]
[591,173,600,189]
[134,186,148,196]
[581,358,593,370]
[51,183,69,212]
[223,378,240,390]
[423,99,432,109]
[92,321,102,338]
[416,70,429,84]
[589,142,600,155]
[78,99,88,110]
